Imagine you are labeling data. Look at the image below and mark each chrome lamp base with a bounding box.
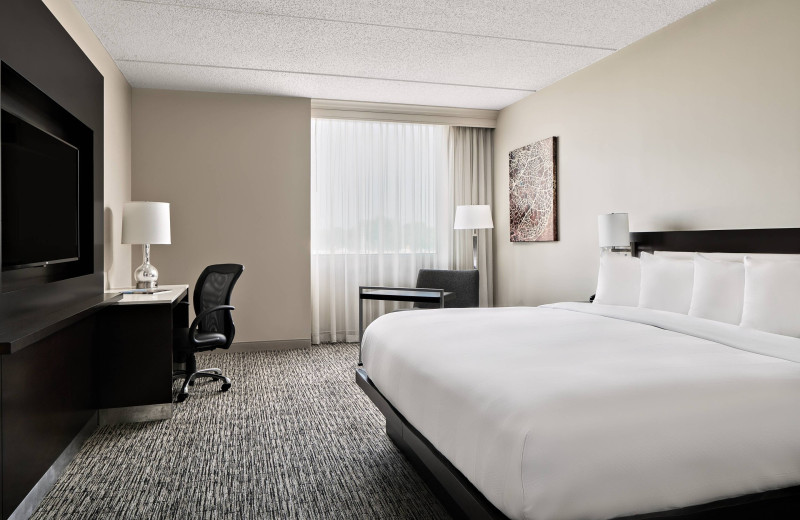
[471,232,478,270]
[134,244,159,288]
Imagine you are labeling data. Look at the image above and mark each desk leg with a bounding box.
[358,289,364,366]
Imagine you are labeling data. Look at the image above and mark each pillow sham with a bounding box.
[594,251,640,306]
[740,256,800,337]
[688,253,745,325]
[638,252,694,314]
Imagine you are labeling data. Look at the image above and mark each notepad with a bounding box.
[121,288,169,294]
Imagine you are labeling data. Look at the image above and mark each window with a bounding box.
[310,118,450,342]
[311,118,448,255]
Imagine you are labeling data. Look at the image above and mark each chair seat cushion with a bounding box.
[193,332,227,348]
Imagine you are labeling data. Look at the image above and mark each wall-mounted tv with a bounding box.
[1,109,80,270]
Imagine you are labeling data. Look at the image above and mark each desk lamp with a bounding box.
[122,201,171,288]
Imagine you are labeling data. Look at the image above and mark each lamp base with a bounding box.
[472,233,478,270]
[133,244,159,288]
[134,262,159,288]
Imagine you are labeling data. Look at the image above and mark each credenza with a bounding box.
[0,285,189,519]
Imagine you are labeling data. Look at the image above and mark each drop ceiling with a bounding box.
[73,0,714,110]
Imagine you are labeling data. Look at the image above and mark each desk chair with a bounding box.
[413,269,479,309]
[173,263,244,402]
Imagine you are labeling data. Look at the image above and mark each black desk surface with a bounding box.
[0,293,122,354]
[360,288,453,303]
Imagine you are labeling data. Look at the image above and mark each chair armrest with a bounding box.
[189,305,235,337]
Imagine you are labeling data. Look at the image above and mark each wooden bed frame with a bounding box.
[357,227,800,520]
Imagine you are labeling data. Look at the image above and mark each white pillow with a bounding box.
[688,253,745,325]
[638,252,694,314]
[594,251,640,306]
[740,256,800,337]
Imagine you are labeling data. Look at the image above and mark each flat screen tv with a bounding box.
[1,109,80,270]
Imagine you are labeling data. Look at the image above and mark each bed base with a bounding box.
[357,369,800,520]
[357,368,507,519]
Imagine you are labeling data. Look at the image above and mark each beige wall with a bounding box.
[132,89,311,344]
[493,0,800,307]
[44,0,133,289]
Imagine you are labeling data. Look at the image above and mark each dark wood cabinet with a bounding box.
[95,287,189,422]
[1,318,97,518]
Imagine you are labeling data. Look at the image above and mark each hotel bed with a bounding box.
[356,228,800,520]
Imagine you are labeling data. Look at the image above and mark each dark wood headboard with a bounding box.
[630,228,800,257]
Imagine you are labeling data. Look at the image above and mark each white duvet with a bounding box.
[360,303,800,520]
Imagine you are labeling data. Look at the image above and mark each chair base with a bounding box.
[173,355,231,402]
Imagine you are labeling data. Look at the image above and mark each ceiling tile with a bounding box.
[119,60,531,110]
[76,0,611,90]
[74,0,714,110]
[111,0,713,50]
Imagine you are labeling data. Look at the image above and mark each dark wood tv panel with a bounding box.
[0,1,108,519]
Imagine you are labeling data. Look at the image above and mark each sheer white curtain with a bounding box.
[311,119,450,343]
[448,126,494,307]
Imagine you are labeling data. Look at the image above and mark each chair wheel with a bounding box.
[176,393,188,403]
[221,383,231,392]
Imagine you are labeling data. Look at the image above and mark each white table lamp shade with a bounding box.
[122,202,171,245]
[598,213,630,248]
[454,205,494,230]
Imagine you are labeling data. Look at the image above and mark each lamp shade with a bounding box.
[598,213,630,248]
[454,205,494,230]
[122,202,171,245]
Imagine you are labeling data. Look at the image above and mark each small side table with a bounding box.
[358,286,452,364]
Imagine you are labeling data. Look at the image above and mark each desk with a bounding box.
[97,284,188,424]
[358,286,452,364]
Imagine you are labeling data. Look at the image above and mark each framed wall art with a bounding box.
[508,136,558,242]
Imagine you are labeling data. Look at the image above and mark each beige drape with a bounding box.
[448,126,494,307]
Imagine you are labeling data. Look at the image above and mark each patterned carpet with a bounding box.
[31,343,451,519]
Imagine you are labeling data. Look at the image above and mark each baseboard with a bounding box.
[216,339,312,353]
[9,412,97,520]
[98,403,173,425]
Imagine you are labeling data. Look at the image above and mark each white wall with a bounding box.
[132,89,311,345]
[44,0,133,289]
[493,0,800,307]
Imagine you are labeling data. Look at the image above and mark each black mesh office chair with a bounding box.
[414,269,479,309]
[173,263,244,402]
